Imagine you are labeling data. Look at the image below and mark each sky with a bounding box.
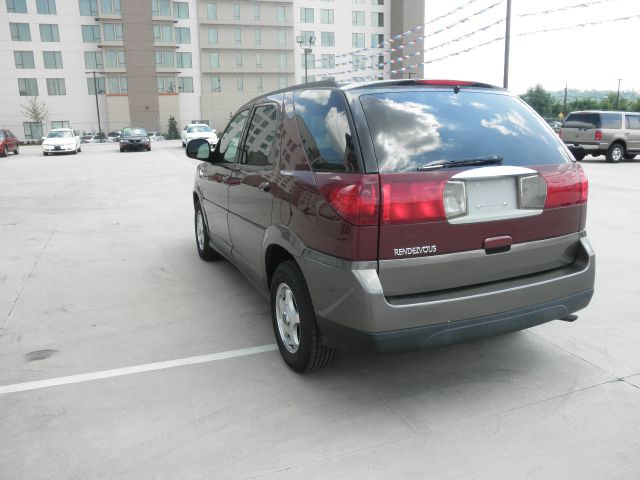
[422,0,639,95]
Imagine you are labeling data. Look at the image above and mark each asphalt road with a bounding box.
[1,141,639,479]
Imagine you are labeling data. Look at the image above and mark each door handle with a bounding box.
[258,181,271,192]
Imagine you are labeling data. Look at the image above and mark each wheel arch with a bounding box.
[262,225,306,290]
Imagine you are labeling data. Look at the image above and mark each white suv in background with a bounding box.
[181,124,218,148]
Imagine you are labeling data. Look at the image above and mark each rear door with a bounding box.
[358,88,586,297]
[625,114,640,152]
[228,102,281,285]
[200,109,250,258]
[561,112,599,145]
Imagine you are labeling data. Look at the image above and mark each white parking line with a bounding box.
[0,344,278,396]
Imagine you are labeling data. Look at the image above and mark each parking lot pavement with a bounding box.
[1,145,639,479]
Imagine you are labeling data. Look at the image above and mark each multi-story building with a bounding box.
[0,0,424,140]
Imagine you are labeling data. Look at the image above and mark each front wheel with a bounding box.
[271,261,334,373]
[194,202,220,261]
[13,145,19,155]
[1,146,7,157]
[625,153,636,160]
[606,143,625,163]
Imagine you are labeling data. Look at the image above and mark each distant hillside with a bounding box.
[548,89,638,102]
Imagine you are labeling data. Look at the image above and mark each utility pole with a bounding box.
[86,71,104,142]
[503,0,512,89]
[563,83,568,117]
[615,78,622,110]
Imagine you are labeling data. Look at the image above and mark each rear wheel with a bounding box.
[572,151,586,161]
[606,143,625,163]
[43,151,48,156]
[271,261,334,373]
[13,145,19,155]
[194,201,220,261]
[120,147,124,152]
[1,146,7,157]
[625,153,636,160]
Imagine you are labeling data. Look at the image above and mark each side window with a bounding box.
[600,113,622,129]
[293,89,360,172]
[626,115,640,130]
[243,104,278,167]
[219,110,249,163]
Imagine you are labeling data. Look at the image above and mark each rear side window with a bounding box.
[293,89,360,172]
[359,90,569,173]
[627,115,640,130]
[563,113,600,129]
[600,113,622,129]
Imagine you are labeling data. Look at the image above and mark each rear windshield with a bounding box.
[47,130,73,138]
[188,125,212,133]
[122,128,147,136]
[563,113,599,129]
[359,90,569,173]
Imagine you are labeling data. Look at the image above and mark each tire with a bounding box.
[271,260,334,373]
[120,147,124,152]
[625,153,636,160]
[13,145,19,155]
[572,151,586,161]
[43,151,48,156]
[182,141,186,147]
[147,147,151,151]
[73,147,78,154]
[1,146,7,157]
[194,201,220,261]
[78,146,81,153]
[606,143,625,163]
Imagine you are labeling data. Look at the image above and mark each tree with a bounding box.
[520,84,560,118]
[167,115,180,140]
[21,96,49,125]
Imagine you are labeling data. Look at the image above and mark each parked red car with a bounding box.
[0,129,19,157]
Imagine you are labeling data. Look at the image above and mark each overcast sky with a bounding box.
[422,0,639,95]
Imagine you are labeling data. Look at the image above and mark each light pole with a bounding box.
[503,0,512,89]
[615,78,622,110]
[296,35,315,84]
[86,70,105,142]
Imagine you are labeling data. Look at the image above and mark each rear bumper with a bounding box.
[564,142,604,152]
[300,236,595,354]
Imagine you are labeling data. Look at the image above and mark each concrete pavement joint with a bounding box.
[0,344,278,395]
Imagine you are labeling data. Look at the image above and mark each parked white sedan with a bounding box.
[181,124,217,148]
[42,128,82,155]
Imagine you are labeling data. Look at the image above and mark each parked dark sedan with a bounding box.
[119,127,151,152]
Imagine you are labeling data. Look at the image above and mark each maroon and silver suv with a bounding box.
[187,80,595,373]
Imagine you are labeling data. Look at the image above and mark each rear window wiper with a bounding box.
[417,156,503,171]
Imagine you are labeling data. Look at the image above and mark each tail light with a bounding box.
[594,130,603,141]
[544,164,588,208]
[519,174,547,209]
[315,173,379,226]
[380,173,449,224]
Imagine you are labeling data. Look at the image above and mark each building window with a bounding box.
[155,50,174,68]
[211,76,221,92]
[300,7,314,23]
[157,75,177,93]
[50,121,70,129]
[153,24,173,42]
[276,29,286,45]
[14,51,35,69]
[82,25,100,42]
[300,31,314,45]
[107,75,127,94]
[255,52,262,67]
[208,27,218,44]
[104,49,125,68]
[253,3,260,20]
[236,52,242,67]
[36,0,56,14]
[43,51,63,69]
[209,52,219,68]
[86,76,105,94]
[276,5,286,22]
[103,23,124,41]
[371,12,384,27]
[101,0,121,14]
[372,0,384,4]
[320,31,334,47]
[301,53,315,69]
[152,0,170,16]
[320,9,334,24]
[46,78,66,95]
[178,77,193,93]
[175,27,190,44]
[234,28,241,44]
[206,2,216,19]
[352,54,366,70]
[10,23,31,41]
[6,0,28,13]
[79,0,98,16]
[277,53,287,69]
[256,76,263,92]
[39,24,60,42]
[353,0,364,3]
[176,52,192,68]
[84,51,103,69]
[237,77,243,92]
[234,3,240,19]
[352,11,364,26]
[173,2,188,19]
[371,33,384,47]
[278,76,287,89]
[23,123,43,140]
[352,32,365,48]
[255,28,261,45]
[18,78,38,96]
[321,54,335,69]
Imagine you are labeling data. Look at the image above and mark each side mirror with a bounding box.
[41,137,46,141]
[186,138,211,160]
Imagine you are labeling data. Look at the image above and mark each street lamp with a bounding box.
[296,35,315,84]
[86,70,105,142]
[615,78,622,110]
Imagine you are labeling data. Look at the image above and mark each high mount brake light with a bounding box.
[415,80,476,86]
